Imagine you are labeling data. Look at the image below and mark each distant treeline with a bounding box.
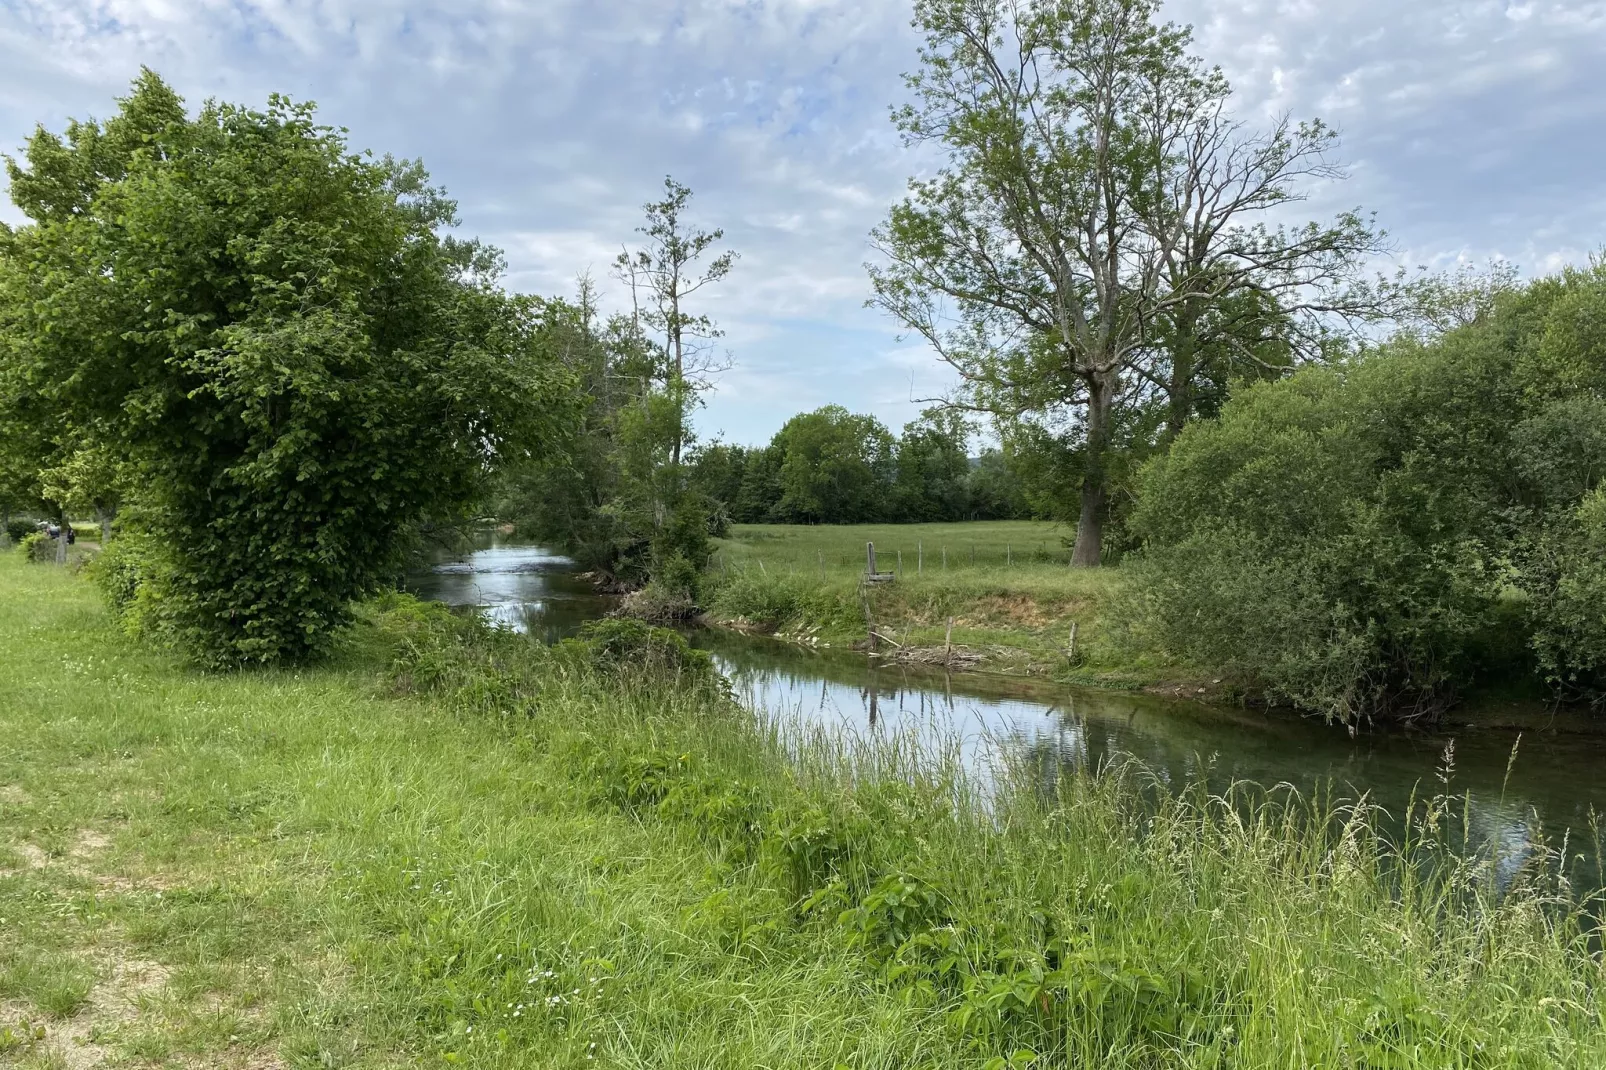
[686,405,1032,526]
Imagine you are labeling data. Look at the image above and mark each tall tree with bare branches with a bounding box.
[615,177,737,466]
[869,0,1392,564]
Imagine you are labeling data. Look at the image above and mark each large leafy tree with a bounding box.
[893,407,974,522]
[510,182,734,600]
[869,0,1389,565]
[501,277,715,594]
[771,406,897,524]
[0,72,573,664]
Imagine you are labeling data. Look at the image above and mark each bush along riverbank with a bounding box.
[5,553,1606,1067]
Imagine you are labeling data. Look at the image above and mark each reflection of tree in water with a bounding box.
[671,625,1606,896]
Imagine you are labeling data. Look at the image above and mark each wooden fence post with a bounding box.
[862,587,876,654]
[945,617,954,666]
[1068,621,1078,662]
[1006,543,1012,567]
[918,541,923,575]
[866,541,877,577]
[819,551,826,582]
[896,549,903,575]
[942,546,948,570]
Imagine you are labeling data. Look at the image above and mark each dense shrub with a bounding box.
[1,74,572,667]
[1129,265,1606,723]
[18,531,52,563]
[557,618,721,689]
[1523,487,1606,698]
[88,532,151,615]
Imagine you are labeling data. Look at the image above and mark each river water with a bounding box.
[410,535,1606,888]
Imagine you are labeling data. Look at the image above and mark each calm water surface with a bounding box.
[411,535,1606,887]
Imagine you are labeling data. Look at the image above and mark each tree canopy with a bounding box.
[870,0,1392,566]
[0,71,574,664]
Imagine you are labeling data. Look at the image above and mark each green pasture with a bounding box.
[714,520,1076,579]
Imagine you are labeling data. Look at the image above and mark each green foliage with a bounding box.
[88,529,152,612]
[557,617,719,688]
[1130,264,1606,721]
[17,531,51,563]
[689,406,1036,526]
[502,180,731,597]
[772,405,897,523]
[501,292,713,591]
[1523,488,1606,697]
[868,0,1391,565]
[1,73,572,666]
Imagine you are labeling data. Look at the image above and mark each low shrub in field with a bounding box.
[88,532,151,614]
[18,532,53,563]
[702,571,866,637]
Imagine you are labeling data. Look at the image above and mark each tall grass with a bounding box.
[2,552,1602,1068]
[379,600,1606,1068]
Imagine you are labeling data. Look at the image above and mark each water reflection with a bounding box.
[414,537,1606,892]
[405,532,615,644]
[699,627,1606,891]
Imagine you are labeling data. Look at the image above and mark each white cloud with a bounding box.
[3,0,1604,443]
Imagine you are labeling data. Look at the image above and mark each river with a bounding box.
[409,534,1606,889]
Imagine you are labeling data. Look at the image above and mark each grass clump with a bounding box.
[0,553,1602,1067]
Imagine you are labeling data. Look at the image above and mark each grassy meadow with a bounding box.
[4,550,1606,1068]
[706,521,1168,687]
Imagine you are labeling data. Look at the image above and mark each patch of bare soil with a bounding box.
[70,829,112,860]
[0,841,49,878]
[3,828,184,896]
[7,957,171,1069]
[957,594,1057,628]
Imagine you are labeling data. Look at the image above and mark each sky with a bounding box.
[2,0,1604,446]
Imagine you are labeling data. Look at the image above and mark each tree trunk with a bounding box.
[670,299,684,467]
[55,512,68,565]
[1165,309,1198,443]
[1071,372,1116,567]
[97,502,116,546]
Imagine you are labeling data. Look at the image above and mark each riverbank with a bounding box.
[4,552,1604,1067]
[703,522,1199,693]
